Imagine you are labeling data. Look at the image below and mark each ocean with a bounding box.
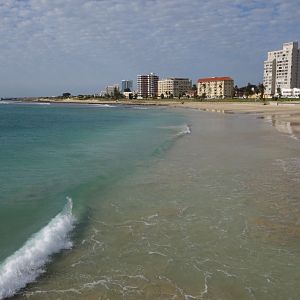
[0,102,300,299]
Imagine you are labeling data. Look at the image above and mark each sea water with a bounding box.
[0,103,300,299]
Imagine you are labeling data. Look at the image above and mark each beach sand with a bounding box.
[172,101,300,135]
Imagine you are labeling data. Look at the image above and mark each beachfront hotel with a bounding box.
[263,41,300,97]
[137,73,159,98]
[158,78,192,98]
[197,77,234,99]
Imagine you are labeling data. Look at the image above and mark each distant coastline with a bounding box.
[3,96,300,137]
[5,95,300,107]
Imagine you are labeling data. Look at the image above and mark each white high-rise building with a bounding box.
[263,41,300,97]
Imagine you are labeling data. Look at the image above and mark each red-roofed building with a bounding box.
[197,77,234,99]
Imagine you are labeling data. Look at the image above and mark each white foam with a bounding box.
[148,251,167,257]
[290,133,300,141]
[92,104,116,108]
[0,197,75,299]
[176,124,191,137]
[29,102,51,106]
[132,106,149,110]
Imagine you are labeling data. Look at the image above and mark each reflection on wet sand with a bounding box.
[262,115,300,139]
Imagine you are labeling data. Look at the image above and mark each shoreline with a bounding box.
[173,101,300,136]
[5,97,300,136]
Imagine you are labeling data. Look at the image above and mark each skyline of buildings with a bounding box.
[100,41,300,100]
[0,1,298,98]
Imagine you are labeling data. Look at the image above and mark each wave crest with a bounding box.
[0,197,75,299]
[176,124,191,137]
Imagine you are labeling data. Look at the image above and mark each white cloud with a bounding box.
[0,0,299,96]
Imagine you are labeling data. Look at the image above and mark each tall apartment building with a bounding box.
[121,80,133,92]
[263,41,300,97]
[197,77,234,99]
[137,73,159,98]
[158,78,192,97]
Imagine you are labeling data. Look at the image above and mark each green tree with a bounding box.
[258,83,265,100]
[62,92,71,98]
[245,83,254,98]
[233,85,239,97]
[113,87,123,100]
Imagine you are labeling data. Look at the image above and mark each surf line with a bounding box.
[0,197,75,300]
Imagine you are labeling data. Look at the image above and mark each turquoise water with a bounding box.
[1,103,300,299]
[0,103,189,298]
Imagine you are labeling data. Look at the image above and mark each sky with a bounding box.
[0,0,299,97]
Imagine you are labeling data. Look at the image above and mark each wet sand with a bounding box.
[170,101,300,136]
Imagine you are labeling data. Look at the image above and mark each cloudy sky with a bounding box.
[0,0,299,97]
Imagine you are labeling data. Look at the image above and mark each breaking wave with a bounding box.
[176,124,191,137]
[92,104,116,108]
[0,197,75,299]
[152,124,191,157]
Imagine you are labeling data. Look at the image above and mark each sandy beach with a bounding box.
[173,101,300,135]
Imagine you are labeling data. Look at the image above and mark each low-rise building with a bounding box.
[123,91,134,99]
[197,77,234,99]
[282,88,300,98]
[294,88,300,98]
[158,78,192,98]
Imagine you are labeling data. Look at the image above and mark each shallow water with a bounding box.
[1,104,300,299]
